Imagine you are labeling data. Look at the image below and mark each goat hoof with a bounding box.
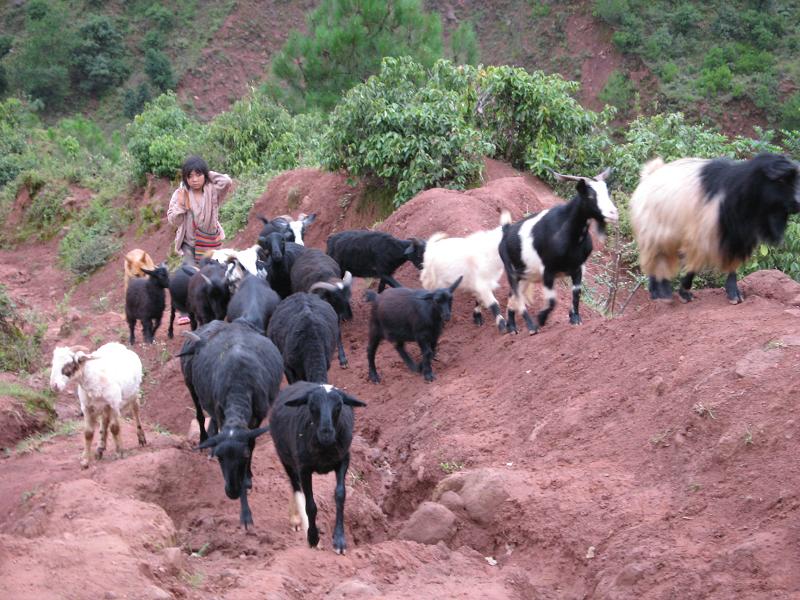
[138,435,147,447]
[497,320,506,333]
[569,313,582,325]
[94,447,104,460]
[678,290,693,303]
[115,450,125,460]
[80,458,90,469]
[368,374,381,384]
[339,361,349,369]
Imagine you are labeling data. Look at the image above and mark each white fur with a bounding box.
[210,245,261,275]
[289,221,305,246]
[518,210,549,281]
[587,179,618,222]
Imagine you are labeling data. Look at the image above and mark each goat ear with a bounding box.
[341,392,367,408]
[200,273,213,286]
[403,241,415,257]
[342,271,353,287]
[576,178,589,194]
[198,434,221,449]
[594,167,612,181]
[284,396,309,407]
[258,215,270,225]
[246,426,270,440]
[141,268,155,276]
[763,157,796,181]
[303,213,317,225]
[448,275,463,293]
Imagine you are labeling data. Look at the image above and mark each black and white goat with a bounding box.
[258,213,316,247]
[290,248,353,368]
[225,261,280,335]
[187,262,231,329]
[326,230,426,292]
[365,276,462,383]
[499,168,617,334]
[266,293,339,384]
[630,153,800,304]
[180,320,283,528]
[269,381,366,554]
[125,263,170,344]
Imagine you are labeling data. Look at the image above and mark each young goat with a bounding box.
[187,262,231,329]
[50,343,146,468]
[125,264,170,344]
[630,153,800,304]
[123,248,155,295]
[181,321,283,528]
[420,213,511,332]
[266,293,340,384]
[499,168,617,334]
[326,230,426,292]
[269,381,366,554]
[365,276,462,383]
[226,261,280,336]
[290,248,353,368]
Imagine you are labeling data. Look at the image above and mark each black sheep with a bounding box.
[125,264,170,344]
[269,381,366,554]
[326,230,426,292]
[365,276,462,383]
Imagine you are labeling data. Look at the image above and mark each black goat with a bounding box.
[290,248,353,368]
[167,264,198,338]
[187,262,231,329]
[261,233,306,300]
[499,168,617,334]
[269,381,366,554]
[225,261,280,336]
[180,320,283,529]
[125,264,169,344]
[267,293,339,384]
[365,276,462,383]
[257,213,316,247]
[326,230,426,292]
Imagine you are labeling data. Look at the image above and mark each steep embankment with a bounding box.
[1,163,799,599]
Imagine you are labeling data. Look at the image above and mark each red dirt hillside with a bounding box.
[1,163,800,599]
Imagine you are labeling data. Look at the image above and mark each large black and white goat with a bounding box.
[180,320,283,528]
[266,293,339,384]
[225,262,280,336]
[269,381,366,554]
[257,213,316,247]
[50,343,146,468]
[125,264,170,344]
[326,230,426,292]
[499,168,617,334]
[290,248,353,368]
[420,214,511,332]
[365,276,462,383]
[630,153,800,304]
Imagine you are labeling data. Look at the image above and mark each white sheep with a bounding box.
[50,343,146,468]
[420,212,512,332]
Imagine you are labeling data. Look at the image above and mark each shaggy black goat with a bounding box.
[180,320,283,528]
[167,264,198,339]
[326,230,426,292]
[125,263,170,344]
[260,233,306,299]
[225,262,280,336]
[269,381,366,554]
[290,248,353,368]
[187,262,231,329]
[499,168,617,334]
[266,293,339,384]
[631,153,800,303]
[365,276,462,383]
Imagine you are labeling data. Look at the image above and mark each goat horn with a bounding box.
[200,273,213,286]
[309,281,338,293]
[342,271,352,287]
[549,168,584,183]
[182,331,202,343]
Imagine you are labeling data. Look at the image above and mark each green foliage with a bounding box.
[0,98,36,188]
[697,64,733,96]
[0,35,12,59]
[269,0,444,113]
[123,83,153,119]
[126,92,199,178]
[144,48,176,92]
[593,0,630,25]
[59,199,127,276]
[70,15,130,95]
[0,285,44,373]
[324,57,491,205]
[743,218,800,281]
[450,21,480,66]
[144,4,176,31]
[473,64,614,177]
[20,184,70,240]
[781,93,800,131]
[219,171,275,237]
[598,70,634,108]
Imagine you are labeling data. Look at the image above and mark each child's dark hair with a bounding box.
[181,156,210,188]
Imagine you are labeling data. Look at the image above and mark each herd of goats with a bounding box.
[48,152,800,553]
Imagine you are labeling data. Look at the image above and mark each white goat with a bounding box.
[208,245,262,276]
[420,212,512,332]
[50,343,146,468]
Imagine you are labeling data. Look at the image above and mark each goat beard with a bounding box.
[593,220,608,245]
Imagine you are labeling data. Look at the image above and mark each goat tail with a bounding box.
[640,158,666,180]
[364,290,378,304]
[500,210,512,226]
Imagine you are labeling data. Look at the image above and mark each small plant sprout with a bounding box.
[764,339,786,350]
[191,542,211,558]
[440,460,464,474]
[743,424,754,446]
[692,402,716,419]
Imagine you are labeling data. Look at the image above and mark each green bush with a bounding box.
[144,5,175,31]
[781,94,800,131]
[123,83,153,119]
[70,15,130,95]
[659,62,679,84]
[324,57,491,206]
[126,92,199,178]
[21,184,70,240]
[0,99,36,188]
[144,48,175,92]
[697,65,733,96]
[598,70,634,108]
[593,0,630,25]
[730,43,775,75]
[0,35,12,59]
[670,3,701,35]
[450,21,480,66]
[0,284,44,373]
[59,200,127,276]
[743,218,800,281]
[219,172,274,237]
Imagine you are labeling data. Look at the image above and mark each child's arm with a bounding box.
[208,171,233,203]
[166,187,188,225]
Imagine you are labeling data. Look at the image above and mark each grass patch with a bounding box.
[439,460,465,474]
[218,171,274,238]
[0,285,45,373]
[0,381,56,419]
[15,419,82,454]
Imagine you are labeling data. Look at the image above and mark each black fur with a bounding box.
[266,293,339,384]
[187,262,231,329]
[269,381,366,553]
[326,230,426,292]
[180,320,282,529]
[125,265,169,344]
[167,264,198,338]
[365,276,462,383]
[226,270,280,336]
[263,239,306,300]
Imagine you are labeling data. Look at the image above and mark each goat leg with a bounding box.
[336,321,349,368]
[679,272,695,303]
[569,270,583,325]
[301,469,321,548]
[132,400,147,447]
[725,272,743,304]
[332,455,350,555]
[95,406,110,460]
[393,343,420,373]
[239,487,254,530]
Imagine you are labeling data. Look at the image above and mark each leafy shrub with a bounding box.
[144,48,175,92]
[450,21,480,66]
[670,3,701,35]
[21,184,70,239]
[643,25,673,61]
[324,57,491,206]
[59,200,127,276]
[0,35,12,59]
[144,5,175,31]
[0,285,44,373]
[697,65,733,97]
[70,15,130,95]
[781,94,800,131]
[473,64,614,177]
[593,0,630,25]
[598,70,634,108]
[730,43,775,75]
[126,92,199,178]
[219,172,275,237]
[658,62,679,84]
[0,99,36,188]
[123,83,153,119]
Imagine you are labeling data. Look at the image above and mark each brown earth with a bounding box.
[2,162,800,598]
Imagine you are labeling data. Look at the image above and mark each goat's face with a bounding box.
[258,217,294,248]
[576,171,618,225]
[285,385,366,447]
[404,238,427,270]
[310,272,353,321]
[142,264,170,289]
[289,213,316,246]
[753,154,800,243]
[258,230,291,263]
[430,276,462,323]
[199,427,269,499]
[49,347,90,392]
